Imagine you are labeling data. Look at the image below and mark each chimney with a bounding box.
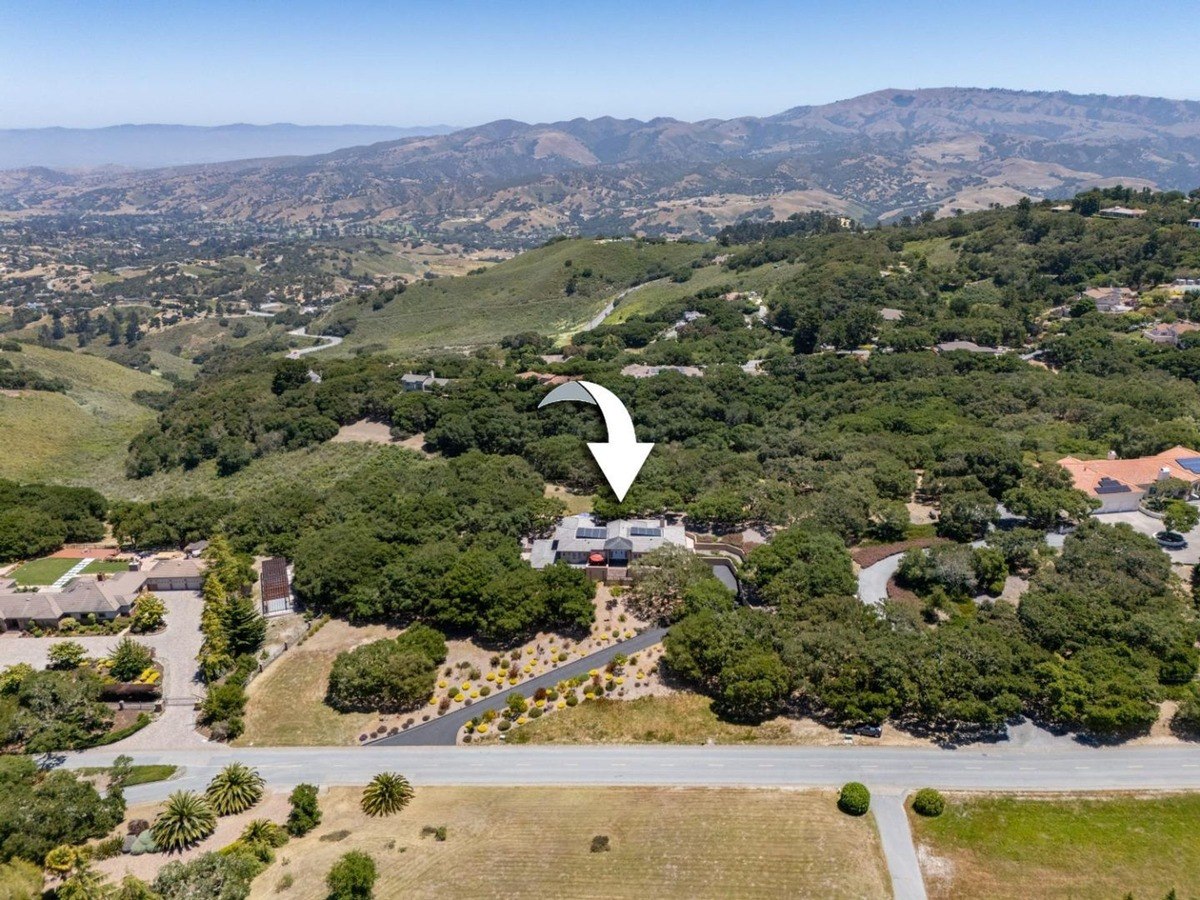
[1159,466,1172,481]
[1107,450,1117,460]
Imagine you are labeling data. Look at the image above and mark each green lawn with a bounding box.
[76,764,178,787]
[911,793,1200,899]
[10,557,79,585]
[82,560,130,576]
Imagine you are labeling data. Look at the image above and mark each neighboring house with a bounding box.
[1082,285,1138,313]
[142,558,206,592]
[1144,322,1200,346]
[1187,219,1200,229]
[1171,278,1200,293]
[529,514,690,579]
[515,371,576,386]
[401,371,451,392]
[934,341,1005,355]
[621,364,705,378]
[183,540,209,558]
[0,566,175,633]
[1058,446,1200,514]
[1098,206,1147,219]
[260,557,294,617]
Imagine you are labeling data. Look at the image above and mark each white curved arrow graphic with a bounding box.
[538,380,653,502]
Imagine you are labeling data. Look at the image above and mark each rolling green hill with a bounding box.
[0,344,165,487]
[318,238,711,352]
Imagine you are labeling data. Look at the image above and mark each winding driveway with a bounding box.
[286,326,343,357]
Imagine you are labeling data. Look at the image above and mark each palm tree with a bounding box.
[205,762,264,816]
[360,772,414,817]
[151,791,216,852]
[240,818,287,849]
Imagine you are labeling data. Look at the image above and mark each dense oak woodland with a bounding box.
[12,188,1200,740]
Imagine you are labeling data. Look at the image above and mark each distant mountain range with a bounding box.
[0,123,456,170]
[3,88,1199,240]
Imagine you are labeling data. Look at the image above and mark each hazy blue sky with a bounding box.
[2,0,1196,128]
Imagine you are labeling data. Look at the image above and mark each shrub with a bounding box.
[327,639,437,713]
[837,782,870,816]
[131,593,167,633]
[276,873,294,893]
[420,824,448,841]
[108,637,154,682]
[286,783,321,836]
[152,850,264,900]
[200,681,247,741]
[319,830,351,843]
[590,835,610,853]
[47,641,87,670]
[911,788,945,817]
[326,851,376,900]
[93,835,125,859]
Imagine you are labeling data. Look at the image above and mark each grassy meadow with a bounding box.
[319,238,710,353]
[0,343,163,486]
[508,693,801,745]
[911,793,1200,899]
[249,786,892,900]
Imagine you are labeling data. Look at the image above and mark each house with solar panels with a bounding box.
[529,514,691,579]
[1058,446,1200,514]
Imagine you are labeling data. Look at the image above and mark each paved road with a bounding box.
[62,742,1200,805]
[872,792,927,900]
[286,327,343,357]
[375,627,668,745]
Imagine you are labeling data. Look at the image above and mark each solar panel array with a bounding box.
[575,527,608,540]
[629,526,662,537]
[1177,457,1200,474]
[1095,476,1131,494]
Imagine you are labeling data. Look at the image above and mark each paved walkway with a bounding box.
[49,558,91,589]
[375,626,668,745]
[872,792,927,900]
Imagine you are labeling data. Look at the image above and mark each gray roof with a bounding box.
[530,514,689,566]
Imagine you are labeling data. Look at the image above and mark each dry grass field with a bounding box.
[234,620,401,747]
[249,786,892,899]
[911,792,1200,899]
[509,693,800,744]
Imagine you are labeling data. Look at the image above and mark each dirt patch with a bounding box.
[329,419,397,445]
[49,547,122,559]
[852,536,948,568]
[907,501,938,525]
